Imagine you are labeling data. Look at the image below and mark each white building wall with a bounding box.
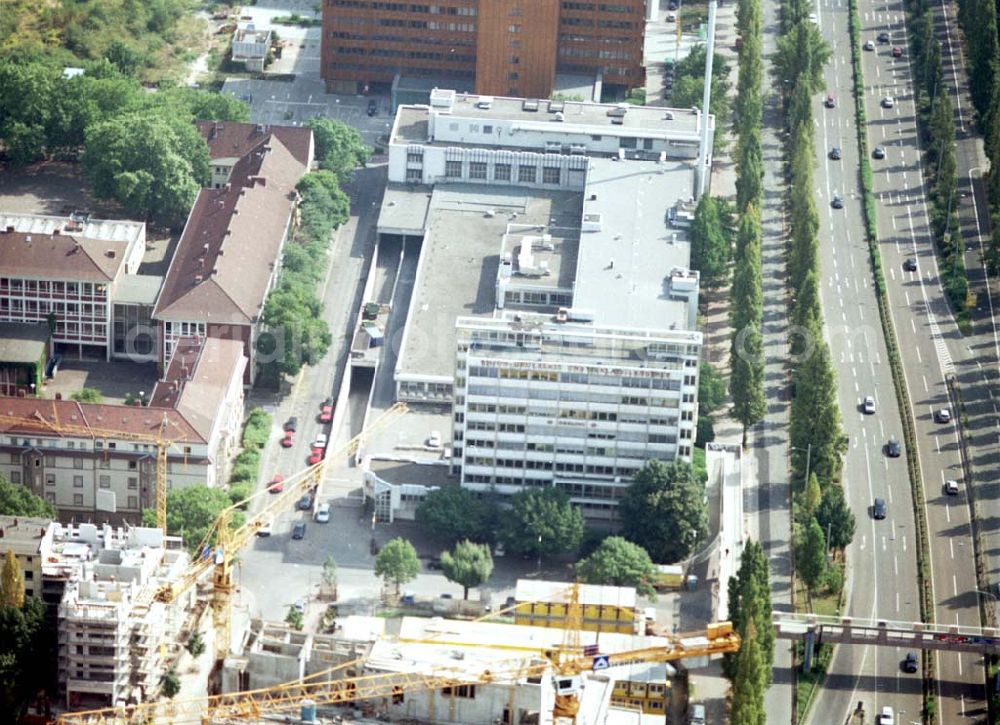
[378,678,554,725]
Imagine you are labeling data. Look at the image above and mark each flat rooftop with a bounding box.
[573,157,694,330]
[377,184,432,236]
[500,223,579,291]
[396,185,580,380]
[394,92,703,145]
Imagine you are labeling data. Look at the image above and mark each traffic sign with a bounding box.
[592,655,610,670]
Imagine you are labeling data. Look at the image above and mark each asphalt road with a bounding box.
[855,0,987,718]
[799,1,923,722]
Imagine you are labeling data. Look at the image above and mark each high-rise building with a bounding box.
[320,0,646,98]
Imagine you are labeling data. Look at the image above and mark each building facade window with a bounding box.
[469,162,487,179]
[73,475,83,487]
[73,494,84,506]
[99,475,111,488]
[445,160,462,178]
[128,477,138,489]
[542,167,561,184]
[494,163,511,181]
[517,165,537,183]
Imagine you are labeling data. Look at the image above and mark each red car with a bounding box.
[308,447,325,465]
[891,46,903,58]
[281,429,294,448]
[268,474,285,493]
[319,399,334,424]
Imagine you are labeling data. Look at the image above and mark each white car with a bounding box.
[881,96,895,108]
[314,502,331,523]
[945,479,960,495]
[427,430,443,448]
[314,432,328,448]
[862,396,876,414]
[935,408,952,423]
[864,39,876,50]
[256,520,272,537]
[879,705,894,725]
[809,12,818,23]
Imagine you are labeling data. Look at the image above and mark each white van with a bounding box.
[315,503,331,523]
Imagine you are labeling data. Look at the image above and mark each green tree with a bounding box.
[724,539,773,683]
[161,667,181,699]
[441,540,494,600]
[729,321,766,446]
[416,487,498,545]
[730,209,763,333]
[577,536,657,598]
[284,606,304,631]
[666,45,733,147]
[82,110,209,227]
[0,475,56,518]
[375,538,421,595]
[322,555,338,589]
[258,281,332,378]
[789,340,845,484]
[803,472,822,518]
[104,40,145,77]
[690,195,731,286]
[70,387,103,403]
[815,484,856,550]
[141,485,241,552]
[306,117,372,175]
[0,551,25,609]
[619,460,708,564]
[504,487,584,559]
[698,362,727,415]
[772,21,831,93]
[797,517,828,593]
[0,596,47,719]
[296,171,350,241]
[730,617,767,725]
[735,130,764,212]
[186,632,205,657]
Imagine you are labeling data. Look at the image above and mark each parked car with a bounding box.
[903,257,918,271]
[292,522,307,540]
[808,12,818,23]
[934,408,952,423]
[688,704,707,725]
[886,437,901,457]
[864,39,876,50]
[367,99,378,116]
[891,46,903,57]
[862,395,876,414]
[882,96,895,108]
[831,195,845,209]
[873,145,886,159]
[281,429,294,448]
[297,493,313,510]
[427,430,443,448]
[308,447,325,465]
[268,474,285,493]
[315,503,331,522]
[319,399,334,424]
[879,705,895,724]
[256,520,273,537]
[825,92,836,108]
[877,31,891,43]
[427,557,443,570]
[902,652,918,673]
[945,479,960,495]
[873,497,888,519]
[284,416,298,432]
[829,146,842,160]
[314,432,328,449]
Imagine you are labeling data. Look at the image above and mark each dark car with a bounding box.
[872,145,886,159]
[297,494,313,511]
[284,416,298,432]
[877,31,890,43]
[873,497,887,520]
[892,46,903,58]
[292,522,307,540]
[825,92,836,108]
[902,652,918,673]
[427,557,443,570]
[903,257,918,272]
[367,99,378,117]
[829,146,842,160]
[831,195,844,209]
[667,0,679,9]
[886,437,901,457]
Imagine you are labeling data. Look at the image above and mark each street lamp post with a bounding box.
[537,535,542,573]
[790,443,812,485]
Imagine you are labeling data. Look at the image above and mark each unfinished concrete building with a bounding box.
[57,524,193,710]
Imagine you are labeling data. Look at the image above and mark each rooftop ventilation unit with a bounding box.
[548,100,565,113]
[475,96,494,109]
[522,99,539,112]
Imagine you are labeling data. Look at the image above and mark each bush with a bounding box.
[228,483,251,507]
[242,408,272,449]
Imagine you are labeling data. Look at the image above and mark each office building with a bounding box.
[321,0,647,99]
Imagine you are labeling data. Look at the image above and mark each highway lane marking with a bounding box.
[922,375,928,392]
[904,290,910,305]
[950,538,954,559]
[883,535,887,551]
[896,590,900,612]
[953,574,958,596]
[894,555,898,576]
[903,535,907,552]
[910,318,915,333]
[915,346,922,363]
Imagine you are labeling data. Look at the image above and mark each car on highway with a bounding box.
[881,96,895,108]
[903,257,918,271]
[315,503,331,522]
[297,493,313,510]
[280,429,294,447]
[831,195,844,209]
[886,437,901,457]
[879,705,895,724]
[308,447,325,465]
[877,31,891,43]
[256,520,272,537]
[829,146,842,160]
[319,399,334,424]
[902,652,918,673]
[873,497,887,519]
[864,39,875,50]
[825,92,836,108]
[945,479,960,495]
[268,474,285,493]
[292,522,307,540]
[284,416,298,432]
[862,395,876,414]
[892,46,903,57]
[872,145,886,159]
[934,408,952,423]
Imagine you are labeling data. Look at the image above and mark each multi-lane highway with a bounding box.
[854,0,988,717]
[803,1,923,721]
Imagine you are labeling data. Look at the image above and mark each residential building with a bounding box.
[56,523,193,710]
[0,337,247,522]
[320,0,646,98]
[0,515,56,600]
[154,122,314,384]
[231,24,272,72]
[374,91,706,520]
[0,212,155,362]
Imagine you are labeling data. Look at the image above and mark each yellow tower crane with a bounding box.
[0,405,189,530]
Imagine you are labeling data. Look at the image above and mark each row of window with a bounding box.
[558,46,634,60]
[468,366,690,389]
[562,2,638,13]
[0,279,108,297]
[42,491,140,509]
[331,0,476,12]
[7,439,159,452]
[1,298,106,317]
[444,161,563,185]
[327,61,474,79]
[330,31,476,44]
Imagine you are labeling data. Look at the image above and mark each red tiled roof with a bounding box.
[195,120,314,168]
[153,135,309,324]
[0,398,204,444]
[0,230,128,282]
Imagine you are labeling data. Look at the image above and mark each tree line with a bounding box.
[905,0,971,318]
[955,0,1000,275]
